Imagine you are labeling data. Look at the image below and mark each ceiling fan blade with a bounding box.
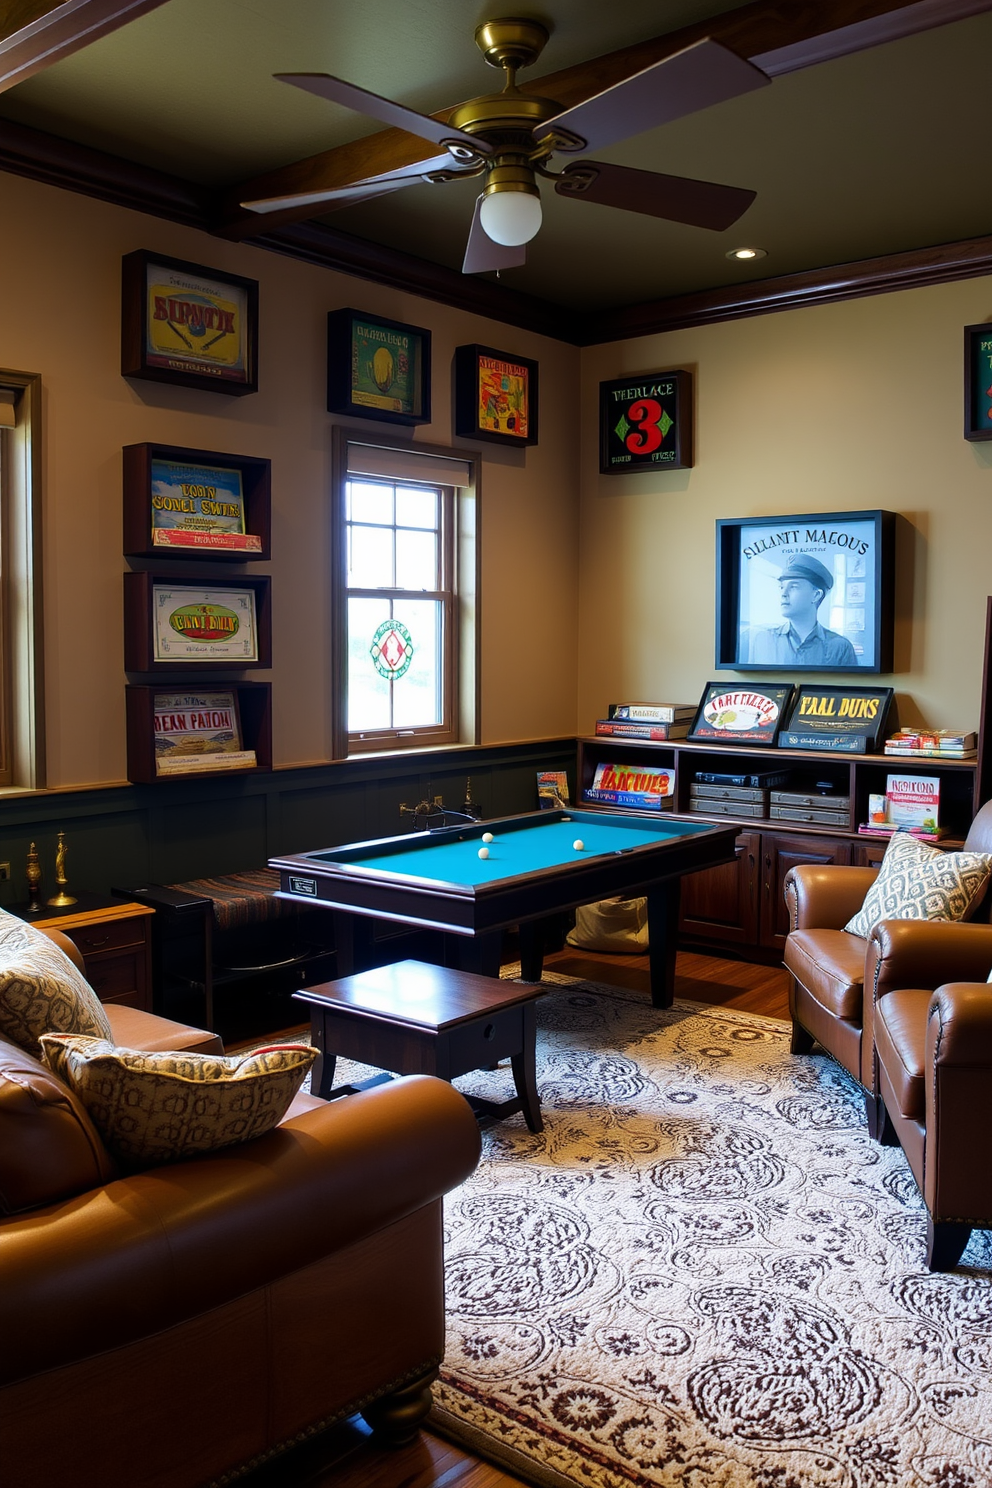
[241,153,454,214]
[462,197,527,275]
[535,38,769,155]
[555,160,755,232]
[275,73,490,156]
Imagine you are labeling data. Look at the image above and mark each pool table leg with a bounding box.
[518,919,545,983]
[646,882,681,1009]
[446,930,502,979]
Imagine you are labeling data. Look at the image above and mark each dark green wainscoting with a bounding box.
[0,739,576,910]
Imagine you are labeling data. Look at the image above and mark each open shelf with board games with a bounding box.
[123,442,271,561]
[125,682,272,785]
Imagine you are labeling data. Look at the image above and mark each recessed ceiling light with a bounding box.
[726,247,767,261]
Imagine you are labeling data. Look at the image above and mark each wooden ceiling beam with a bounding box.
[0,0,169,92]
[218,0,992,241]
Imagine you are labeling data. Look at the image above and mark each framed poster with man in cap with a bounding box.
[715,510,896,673]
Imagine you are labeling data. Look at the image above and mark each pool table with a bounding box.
[270,808,737,1007]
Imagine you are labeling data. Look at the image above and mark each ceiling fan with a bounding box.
[240,17,771,275]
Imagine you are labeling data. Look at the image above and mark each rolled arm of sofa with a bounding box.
[869,919,992,998]
[0,1073,481,1385]
[924,984,992,1221]
[784,864,878,932]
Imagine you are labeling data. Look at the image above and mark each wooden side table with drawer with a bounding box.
[9,892,154,1011]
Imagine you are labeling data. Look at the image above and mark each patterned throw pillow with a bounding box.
[844,831,992,940]
[0,910,112,1057]
[39,1036,316,1169]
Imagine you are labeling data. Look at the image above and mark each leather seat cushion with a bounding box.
[784,928,868,1020]
[875,989,931,1121]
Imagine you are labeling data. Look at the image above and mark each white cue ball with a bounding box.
[482,831,494,843]
[572,839,585,851]
[478,847,490,860]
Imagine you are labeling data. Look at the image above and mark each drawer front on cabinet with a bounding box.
[83,950,147,1007]
[66,917,147,955]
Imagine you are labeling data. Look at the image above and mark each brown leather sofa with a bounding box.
[874,980,992,1270]
[783,800,992,1131]
[0,930,482,1488]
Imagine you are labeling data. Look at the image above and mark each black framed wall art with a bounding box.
[327,308,431,425]
[454,344,538,446]
[964,322,992,441]
[599,370,692,473]
[121,251,259,395]
[715,509,896,673]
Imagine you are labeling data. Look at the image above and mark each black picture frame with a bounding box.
[454,344,539,446]
[715,509,895,674]
[688,681,794,745]
[778,685,894,753]
[327,308,431,425]
[121,250,258,396]
[964,322,992,441]
[599,370,692,474]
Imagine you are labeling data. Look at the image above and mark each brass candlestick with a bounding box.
[26,841,43,913]
[46,831,77,907]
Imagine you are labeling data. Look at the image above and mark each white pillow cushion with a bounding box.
[0,909,112,1057]
[844,831,992,940]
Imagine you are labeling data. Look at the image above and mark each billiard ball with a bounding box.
[482,831,494,843]
[572,839,585,851]
[478,847,489,860]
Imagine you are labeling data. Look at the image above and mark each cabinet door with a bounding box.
[759,832,852,950]
[679,830,760,946]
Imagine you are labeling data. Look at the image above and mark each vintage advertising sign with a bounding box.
[455,343,539,446]
[599,370,693,473]
[121,252,258,394]
[779,686,894,752]
[152,689,255,775]
[149,460,261,553]
[327,309,431,426]
[688,682,794,745]
[965,322,992,440]
[151,585,258,663]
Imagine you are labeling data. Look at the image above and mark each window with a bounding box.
[332,431,478,756]
[0,371,43,789]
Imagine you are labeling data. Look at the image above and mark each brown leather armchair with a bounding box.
[873,980,992,1270]
[783,800,992,1132]
[0,930,482,1487]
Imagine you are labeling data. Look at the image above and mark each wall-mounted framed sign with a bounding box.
[715,509,896,673]
[327,308,431,425]
[123,442,270,560]
[123,572,271,672]
[121,251,258,395]
[964,322,992,441]
[688,681,794,745]
[454,344,539,446]
[599,370,692,473]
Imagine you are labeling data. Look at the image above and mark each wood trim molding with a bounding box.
[0,0,170,92]
[580,236,992,345]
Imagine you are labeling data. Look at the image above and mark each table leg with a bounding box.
[310,1014,338,1100]
[446,931,502,979]
[510,1001,543,1133]
[646,882,681,1009]
[518,920,545,983]
[332,911,356,978]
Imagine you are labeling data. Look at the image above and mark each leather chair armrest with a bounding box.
[924,984,992,1222]
[927,983,992,1064]
[784,864,878,932]
[0,1073,481,1386]
[37,926,86,975]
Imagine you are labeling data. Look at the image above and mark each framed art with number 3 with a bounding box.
[599,370,693,473]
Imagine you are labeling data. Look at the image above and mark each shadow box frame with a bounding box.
[599,369,693,474]
[124,571,272,673]
[454,343,539,447]
[125,682,272,784]
[327,308,431,426]
[121,250,259,397]
[123,442,271,561]
[715,509,896,674]
[964,322,992,442]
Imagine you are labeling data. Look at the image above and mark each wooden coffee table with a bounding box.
[294,959,543,1132]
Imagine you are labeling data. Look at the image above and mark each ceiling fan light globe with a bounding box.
[479,188,542,247]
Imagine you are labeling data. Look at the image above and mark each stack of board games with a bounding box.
[858,773,946,840]
[582,761,674,811]
[598,702,695,741]
[883,729,977,758]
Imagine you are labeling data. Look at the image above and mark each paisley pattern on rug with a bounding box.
[433,974,992,1488]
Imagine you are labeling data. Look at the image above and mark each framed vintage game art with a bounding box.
[599,370,692,473]
[123,572,271,672]
[327,308,431,425]
[454,344,538,446]
[123,442,271,560]
[964,322,992,441]
[121,251,258,395]
[688,681,794,745]
[715,509,896,673]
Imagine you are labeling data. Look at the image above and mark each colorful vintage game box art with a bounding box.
[144,263,250,382]
[478,353,531,439]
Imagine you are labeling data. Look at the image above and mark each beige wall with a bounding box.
[579,278,992,734]
[0,172,579,788]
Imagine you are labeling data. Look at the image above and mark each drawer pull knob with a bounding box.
[483,1023,495,1041]
[84,936,110,948]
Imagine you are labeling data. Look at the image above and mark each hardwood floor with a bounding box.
[234,947,790,1487]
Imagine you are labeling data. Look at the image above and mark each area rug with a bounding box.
[429,972,992,1488]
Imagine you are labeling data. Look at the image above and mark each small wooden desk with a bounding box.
[295,959,543,1132]
[9,893,154,1011]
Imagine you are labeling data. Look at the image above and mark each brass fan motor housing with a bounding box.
[474,18,550,72]
[448,89,559,139]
